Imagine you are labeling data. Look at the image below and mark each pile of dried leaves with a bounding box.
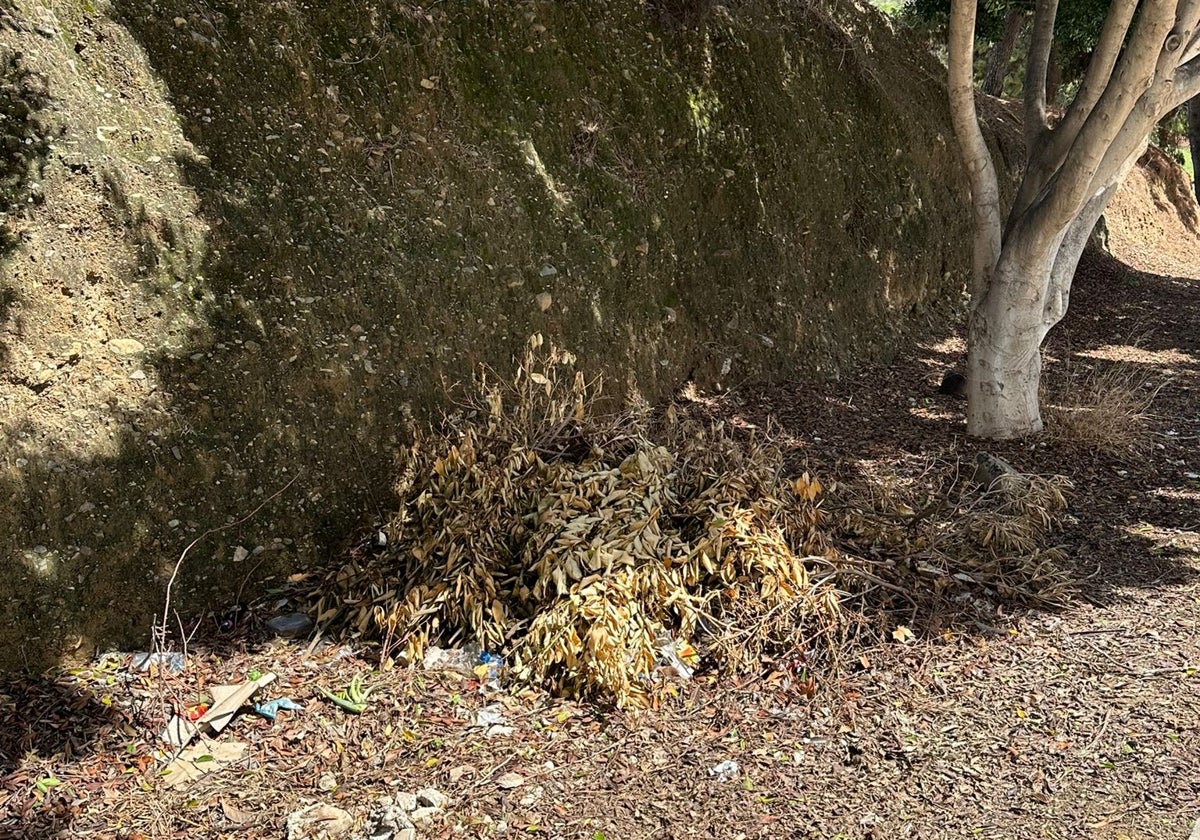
[311,337,1072,705]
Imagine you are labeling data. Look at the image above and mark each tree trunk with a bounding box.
[946,0,1200,440]
[982,7,1027,97]
[965,253,1051,438]
[965,170,1126,438]
[1189,94,1200,200]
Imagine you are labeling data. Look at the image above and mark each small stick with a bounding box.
[155,475,299,659]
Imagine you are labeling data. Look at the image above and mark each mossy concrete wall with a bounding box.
[0,0,974,669]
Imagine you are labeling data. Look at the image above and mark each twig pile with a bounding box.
[832,455,1073,607]
[312,337,1073,704]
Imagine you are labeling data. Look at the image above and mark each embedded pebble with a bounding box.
[108,338,145,356]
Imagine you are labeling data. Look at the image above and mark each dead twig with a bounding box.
[154,475,300,663]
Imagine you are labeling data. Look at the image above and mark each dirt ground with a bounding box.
[1,159,1198,840]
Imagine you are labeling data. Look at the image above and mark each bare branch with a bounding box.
[947,0,1002,298]
[1087,9,1200,192]
[1043,175,1124,328]
[1174,1,1200,37]
[1183,28,1200,65]
[156,475,300,656]
[1023,0,1059,147]
[1170,6,1200,102]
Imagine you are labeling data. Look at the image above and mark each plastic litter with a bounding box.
[318,673,374,714]
[423,644,482,675]
[424,644,505,690]
[267,612,314,638]
[254,696,303,721]
[471,703,512,735]
[159,672,277,747]
[472,705,506,728]
[707,759,740,781]
[476,651,504,689]
[653,632,697,680]
[130,651,185,673]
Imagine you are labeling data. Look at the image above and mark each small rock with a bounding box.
[538,264,557,277]
[108,338,145,356]
[415,787,448,809]
[318,771,338,792]
[285,803,354,840]
[518,786,543,807]
[268,612,314,638]
[707,759,740,781]
[129,370,146,380]
[496,771,524,789]
[534,292,552,312]
[969,452,1021,491]
[393,792,418,812]
[362,795,416,840]
[409,806,440,825]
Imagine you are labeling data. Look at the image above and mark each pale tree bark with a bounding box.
[947,0,1200,439]
[947,0,1001,304]
[982,7,1029,97]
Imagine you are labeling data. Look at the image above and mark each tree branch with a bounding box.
[1174,1,1200,38]
[1169,6,1200,104]
[1048,0,1138,149]
[1023,0,1059,148]
[1032,1,1181,233]
[947,0,1002,300]
[1043,174,1124,328]
[1173,55,1200,105]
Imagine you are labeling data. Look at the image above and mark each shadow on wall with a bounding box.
[0,43,52,368]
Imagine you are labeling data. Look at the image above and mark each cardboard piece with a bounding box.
[158,672,278,747]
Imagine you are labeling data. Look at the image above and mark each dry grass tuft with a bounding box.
[310,337,1074,705]
[1044,360,1156,458]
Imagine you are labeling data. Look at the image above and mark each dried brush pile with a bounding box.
[833,455,1073,610]
[312,337,1073,705]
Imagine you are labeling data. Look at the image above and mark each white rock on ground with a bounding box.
[285,803,354,840]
